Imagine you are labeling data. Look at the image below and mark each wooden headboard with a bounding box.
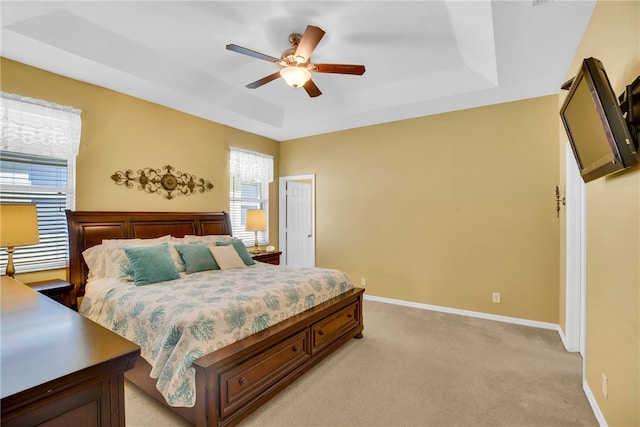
[65,211,232,297]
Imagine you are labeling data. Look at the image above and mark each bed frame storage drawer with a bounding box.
[311,301,360,355]
[219,330,310,417]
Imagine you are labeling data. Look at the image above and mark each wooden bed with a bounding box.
[66,210,364,427]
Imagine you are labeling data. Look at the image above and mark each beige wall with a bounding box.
[558,1,639,425]
[281,95,561,323]
[0,58,279,283]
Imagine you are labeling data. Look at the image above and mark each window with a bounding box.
[229,148,273,246]
[1,92,81,273]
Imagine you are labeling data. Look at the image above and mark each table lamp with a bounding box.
[245,209,266,254]
[0,204,40,277]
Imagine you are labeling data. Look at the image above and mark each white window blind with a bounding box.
[229,148,273,246]
[0,92,81,273]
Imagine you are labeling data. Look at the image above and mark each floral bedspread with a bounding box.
[79,263,354,407]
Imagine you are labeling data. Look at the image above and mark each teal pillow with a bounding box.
[216,238,255,266]
[174,243,219,274]
[123,243,181,286]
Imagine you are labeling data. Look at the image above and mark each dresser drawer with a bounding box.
[219,330,310,417]
[311,301,360,355]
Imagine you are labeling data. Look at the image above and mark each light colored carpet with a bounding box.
[125,300,598,427]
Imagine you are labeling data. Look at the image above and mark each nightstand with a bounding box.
[251,251,282,265]
[26,280,74,309]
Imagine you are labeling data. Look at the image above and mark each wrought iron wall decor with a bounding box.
[555,185,566,218]
[111,165,214,200]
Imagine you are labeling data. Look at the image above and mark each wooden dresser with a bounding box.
[0,276,140,427]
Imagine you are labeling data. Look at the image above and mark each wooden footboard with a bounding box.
[125,287,364,427]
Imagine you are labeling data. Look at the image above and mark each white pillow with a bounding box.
[209,245,247,270]
[82,244,108,280]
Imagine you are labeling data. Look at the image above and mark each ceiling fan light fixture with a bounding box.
[280,66,311,88]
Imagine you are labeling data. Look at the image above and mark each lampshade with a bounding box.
[0,204,40,247]
[1,204,39,277]
[280,66,311,88]
[245,209,266,231]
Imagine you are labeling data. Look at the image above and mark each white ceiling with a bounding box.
[1,1,596,141]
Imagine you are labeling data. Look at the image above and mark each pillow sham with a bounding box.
[174,243,219,274]
[82,244,108,280]
[82,242,145,280]
[209,245,247,270]
[123,243,181,286]
[165,241,186,272]
[101,236,182,279]
[215,238,255,266]
[103,245,136,279]
[183,234,232,244]
[102,238,141,245]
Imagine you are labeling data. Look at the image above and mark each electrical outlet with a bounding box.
[360,277,366,287]
[602,372,608,399]
[492,292,501,303]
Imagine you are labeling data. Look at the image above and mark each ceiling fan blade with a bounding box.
[294,25,325,62]
[246,72,282,89]
[226,44,281,63]
[313,64,366,75]
[303,79,322,98]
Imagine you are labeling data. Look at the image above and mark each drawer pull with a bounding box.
[292,345,298,352]
[347,313,353,318]
[238,377,247,387]
[318,330,324,336]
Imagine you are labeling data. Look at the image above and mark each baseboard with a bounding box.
[583,379,608,426]
[364,294,559,331]
[557,325,570,349]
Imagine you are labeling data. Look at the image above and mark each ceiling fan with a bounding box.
[226,25,366,98]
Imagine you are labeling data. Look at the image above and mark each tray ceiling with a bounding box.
[1,1,596,141]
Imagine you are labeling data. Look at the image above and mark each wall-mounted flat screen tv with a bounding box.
[560,57,638,183]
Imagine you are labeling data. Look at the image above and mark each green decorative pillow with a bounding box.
[174,243,220,274]
[216,238,255,266]
[123,243,181,286]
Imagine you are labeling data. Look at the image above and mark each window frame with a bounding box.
[0,152,73,273]
[229,147,273,247]
[1,92,80,274]
[229,176,270,247]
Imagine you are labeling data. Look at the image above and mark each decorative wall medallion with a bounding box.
[111,165,214,200]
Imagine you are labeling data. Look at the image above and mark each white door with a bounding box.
[565,141,586,356]
[279,176,315,267]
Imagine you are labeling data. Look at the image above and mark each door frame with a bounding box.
[279,174,316,266]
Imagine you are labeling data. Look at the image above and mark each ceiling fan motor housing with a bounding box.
[282,33,309,66]
[288,33,302,46]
